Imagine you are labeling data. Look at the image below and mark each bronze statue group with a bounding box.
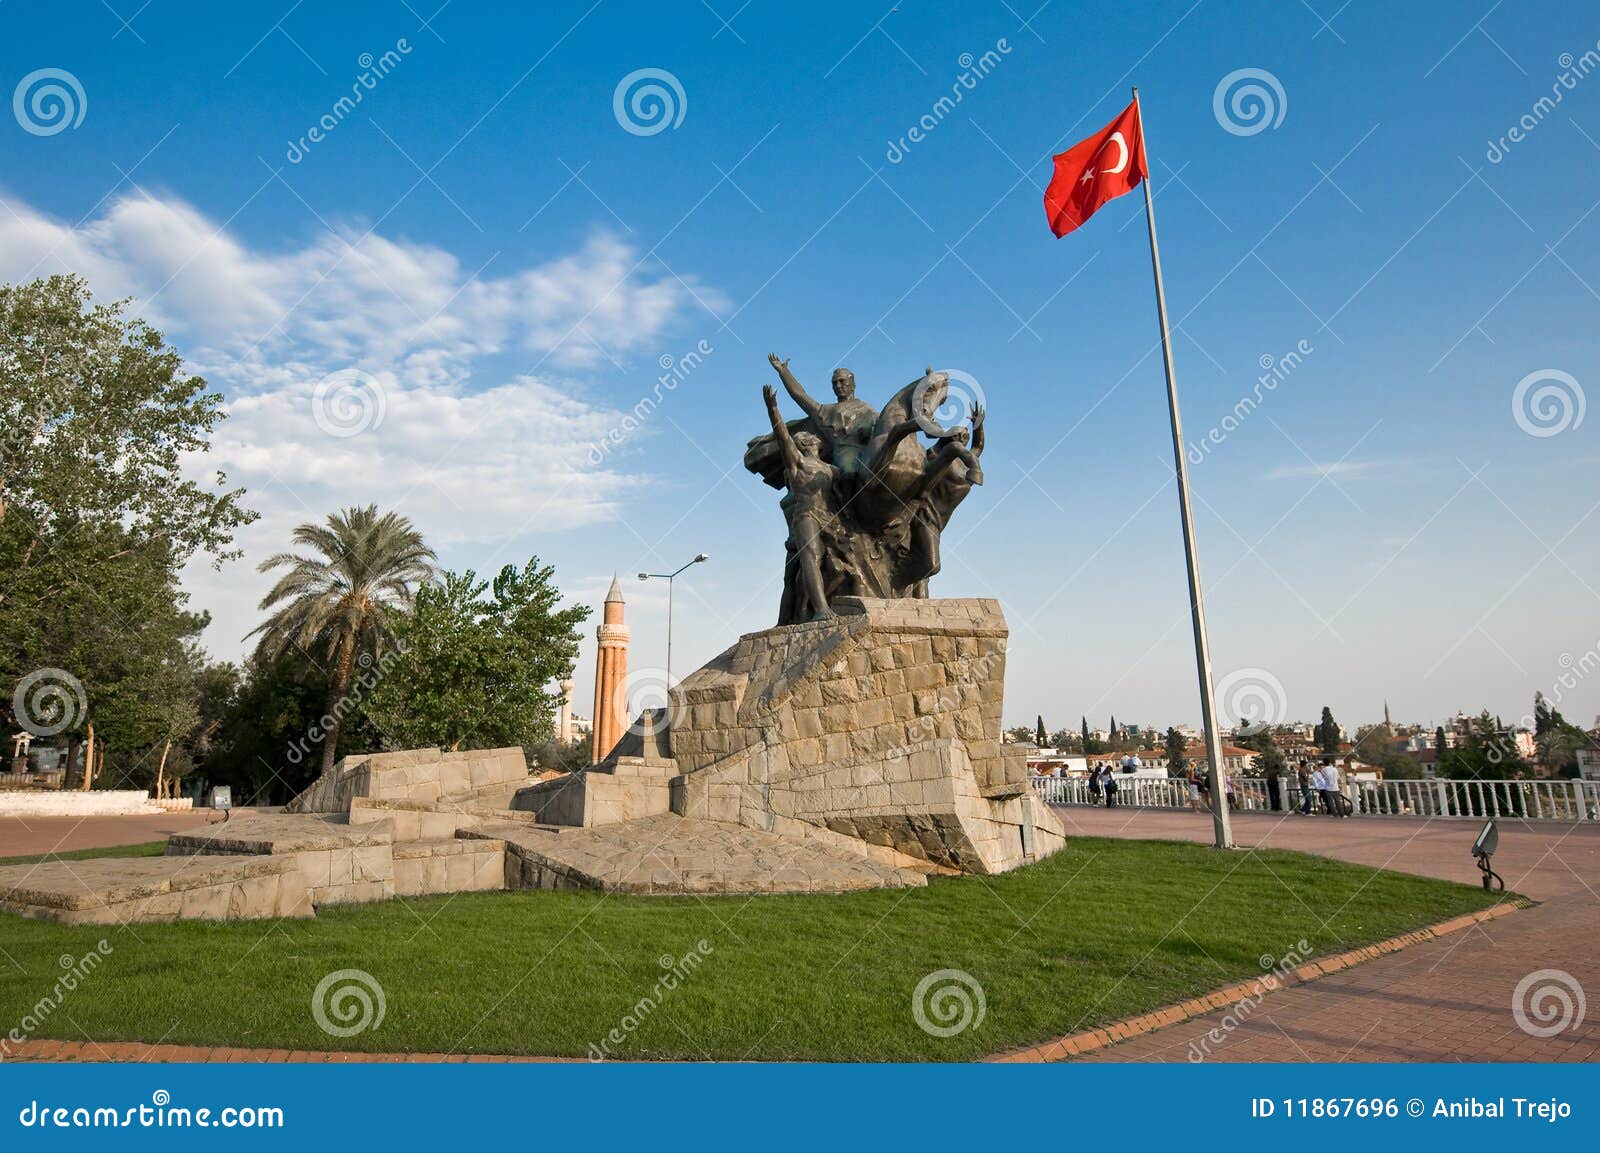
[745,356,984,625]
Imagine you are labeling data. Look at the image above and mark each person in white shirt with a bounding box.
[1318,759,1345,816]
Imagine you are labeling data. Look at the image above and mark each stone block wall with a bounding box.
[510,758,675,826]
[286,747,530,813]
[392,838,507,897]
[667,598,1064,874]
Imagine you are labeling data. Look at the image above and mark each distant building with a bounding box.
[1577,746,1600,782]
[1129,742,1255,776]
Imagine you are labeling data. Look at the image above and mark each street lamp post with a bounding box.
[637,553,708,685]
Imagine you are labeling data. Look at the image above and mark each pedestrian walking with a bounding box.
[1088,764,1103,803]
[1266,762,1283,811]
[1104,764,1119,808]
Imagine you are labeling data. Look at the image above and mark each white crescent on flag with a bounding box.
[1100,131,1129,175]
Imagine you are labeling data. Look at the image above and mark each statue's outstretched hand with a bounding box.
[763,384,779,407]
[972,404,985,429]
[768,353,788,371]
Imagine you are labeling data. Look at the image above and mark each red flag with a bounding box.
[1043,100,1147,238]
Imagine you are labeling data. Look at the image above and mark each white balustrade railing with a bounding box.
[1033,774,1599,822]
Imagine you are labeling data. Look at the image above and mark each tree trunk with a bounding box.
[319,636,356,775]
[81,723,95,791]
[154,739,171,799]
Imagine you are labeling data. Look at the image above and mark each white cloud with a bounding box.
[0,189,717,374]
[0,188,719,658]
[1264,459,1385,481]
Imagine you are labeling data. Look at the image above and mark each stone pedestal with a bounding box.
[665,597,1063,874]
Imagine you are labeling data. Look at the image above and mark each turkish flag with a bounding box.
[1043,100,1147,238]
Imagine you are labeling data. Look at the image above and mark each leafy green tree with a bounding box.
[1239,726,1285,777]
[1533,692,1587,778]
[1439,711,1529,780]
[1163,727,1188,778]
[1035,715,1048,745]
[1353,723,1423,777]
[251,506,436,773]
[528,736,591,774]
[1,519,209,790]
[1006,725,1035,745]
[363,557,589,753]
[1315,706,1341,755]
[200,652,372,804]
[0,275,254,606]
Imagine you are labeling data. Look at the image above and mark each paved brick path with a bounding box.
[1036,807,1600,1062]
[0,812,231,859]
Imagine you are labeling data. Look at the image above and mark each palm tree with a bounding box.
[250,505,436,773]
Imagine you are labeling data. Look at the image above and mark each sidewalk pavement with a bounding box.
[1045,806,1600,1062]
[0,811,229,859]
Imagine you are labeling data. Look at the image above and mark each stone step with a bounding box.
[473,813,928,895]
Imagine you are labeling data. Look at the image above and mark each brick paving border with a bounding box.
[987,900,1529,1062]
[4,1038,578,1063]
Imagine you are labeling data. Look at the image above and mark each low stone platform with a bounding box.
[167,812,391,855]
[0,854,309,924]
[472,813,928,894]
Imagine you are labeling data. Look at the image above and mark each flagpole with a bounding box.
[1131,85,1233,850]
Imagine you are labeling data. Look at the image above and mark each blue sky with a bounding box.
[3,0,1596,736]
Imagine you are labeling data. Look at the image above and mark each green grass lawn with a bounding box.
[0,841,168,867]
[0,837,1501,1060]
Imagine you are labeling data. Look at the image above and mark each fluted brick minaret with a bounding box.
[591,576,630,762]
